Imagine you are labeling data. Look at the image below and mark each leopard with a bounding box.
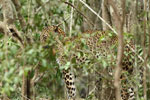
[40,25,76,100]
[40,25,143,100]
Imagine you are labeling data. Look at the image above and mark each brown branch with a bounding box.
[8,25,24,46]
[108,0,126,100]
[108,0,121,24]
[102,0,111,30]
[143,0,147,99]
[64,1,95,27]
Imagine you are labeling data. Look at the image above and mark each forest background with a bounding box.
[0,0,150,100]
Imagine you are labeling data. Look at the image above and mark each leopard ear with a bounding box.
[53,25,66,36]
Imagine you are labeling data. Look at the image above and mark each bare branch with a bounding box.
[108,0,126,100]
[79,0,118,34]
[102,0,111,30]
[143,0,147,99]
[108,0,121,24]
[64,1,95,27]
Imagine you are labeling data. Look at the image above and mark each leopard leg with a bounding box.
[63,70,76,100]
[121,87,135,100]
[128,87,135,100]
[56,58,76,100]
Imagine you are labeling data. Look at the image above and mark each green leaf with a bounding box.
[42,59,47,67]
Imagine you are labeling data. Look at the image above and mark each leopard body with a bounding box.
[40,25,143,100]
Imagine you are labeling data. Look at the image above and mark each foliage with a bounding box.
[0,0,150,100]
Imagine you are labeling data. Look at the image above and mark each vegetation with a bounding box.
[0,0,150,100]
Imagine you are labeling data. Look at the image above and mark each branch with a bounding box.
[0,21,24,48]
[110,0,126,99]
[8,25,24,46]
[108,0,121,24]
[64,1,95,27]
[79,0,118,34]
[143,0,147,99]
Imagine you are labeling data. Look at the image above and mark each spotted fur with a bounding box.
[70,30,139,100]
[40,25,76,100]
[41,26,143,100]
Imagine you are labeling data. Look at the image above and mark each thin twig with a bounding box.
[64,1,95,27]
[79,0,117,35]
[94,9,101,30]
[35,0,50,14]
[56,16,70,27]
